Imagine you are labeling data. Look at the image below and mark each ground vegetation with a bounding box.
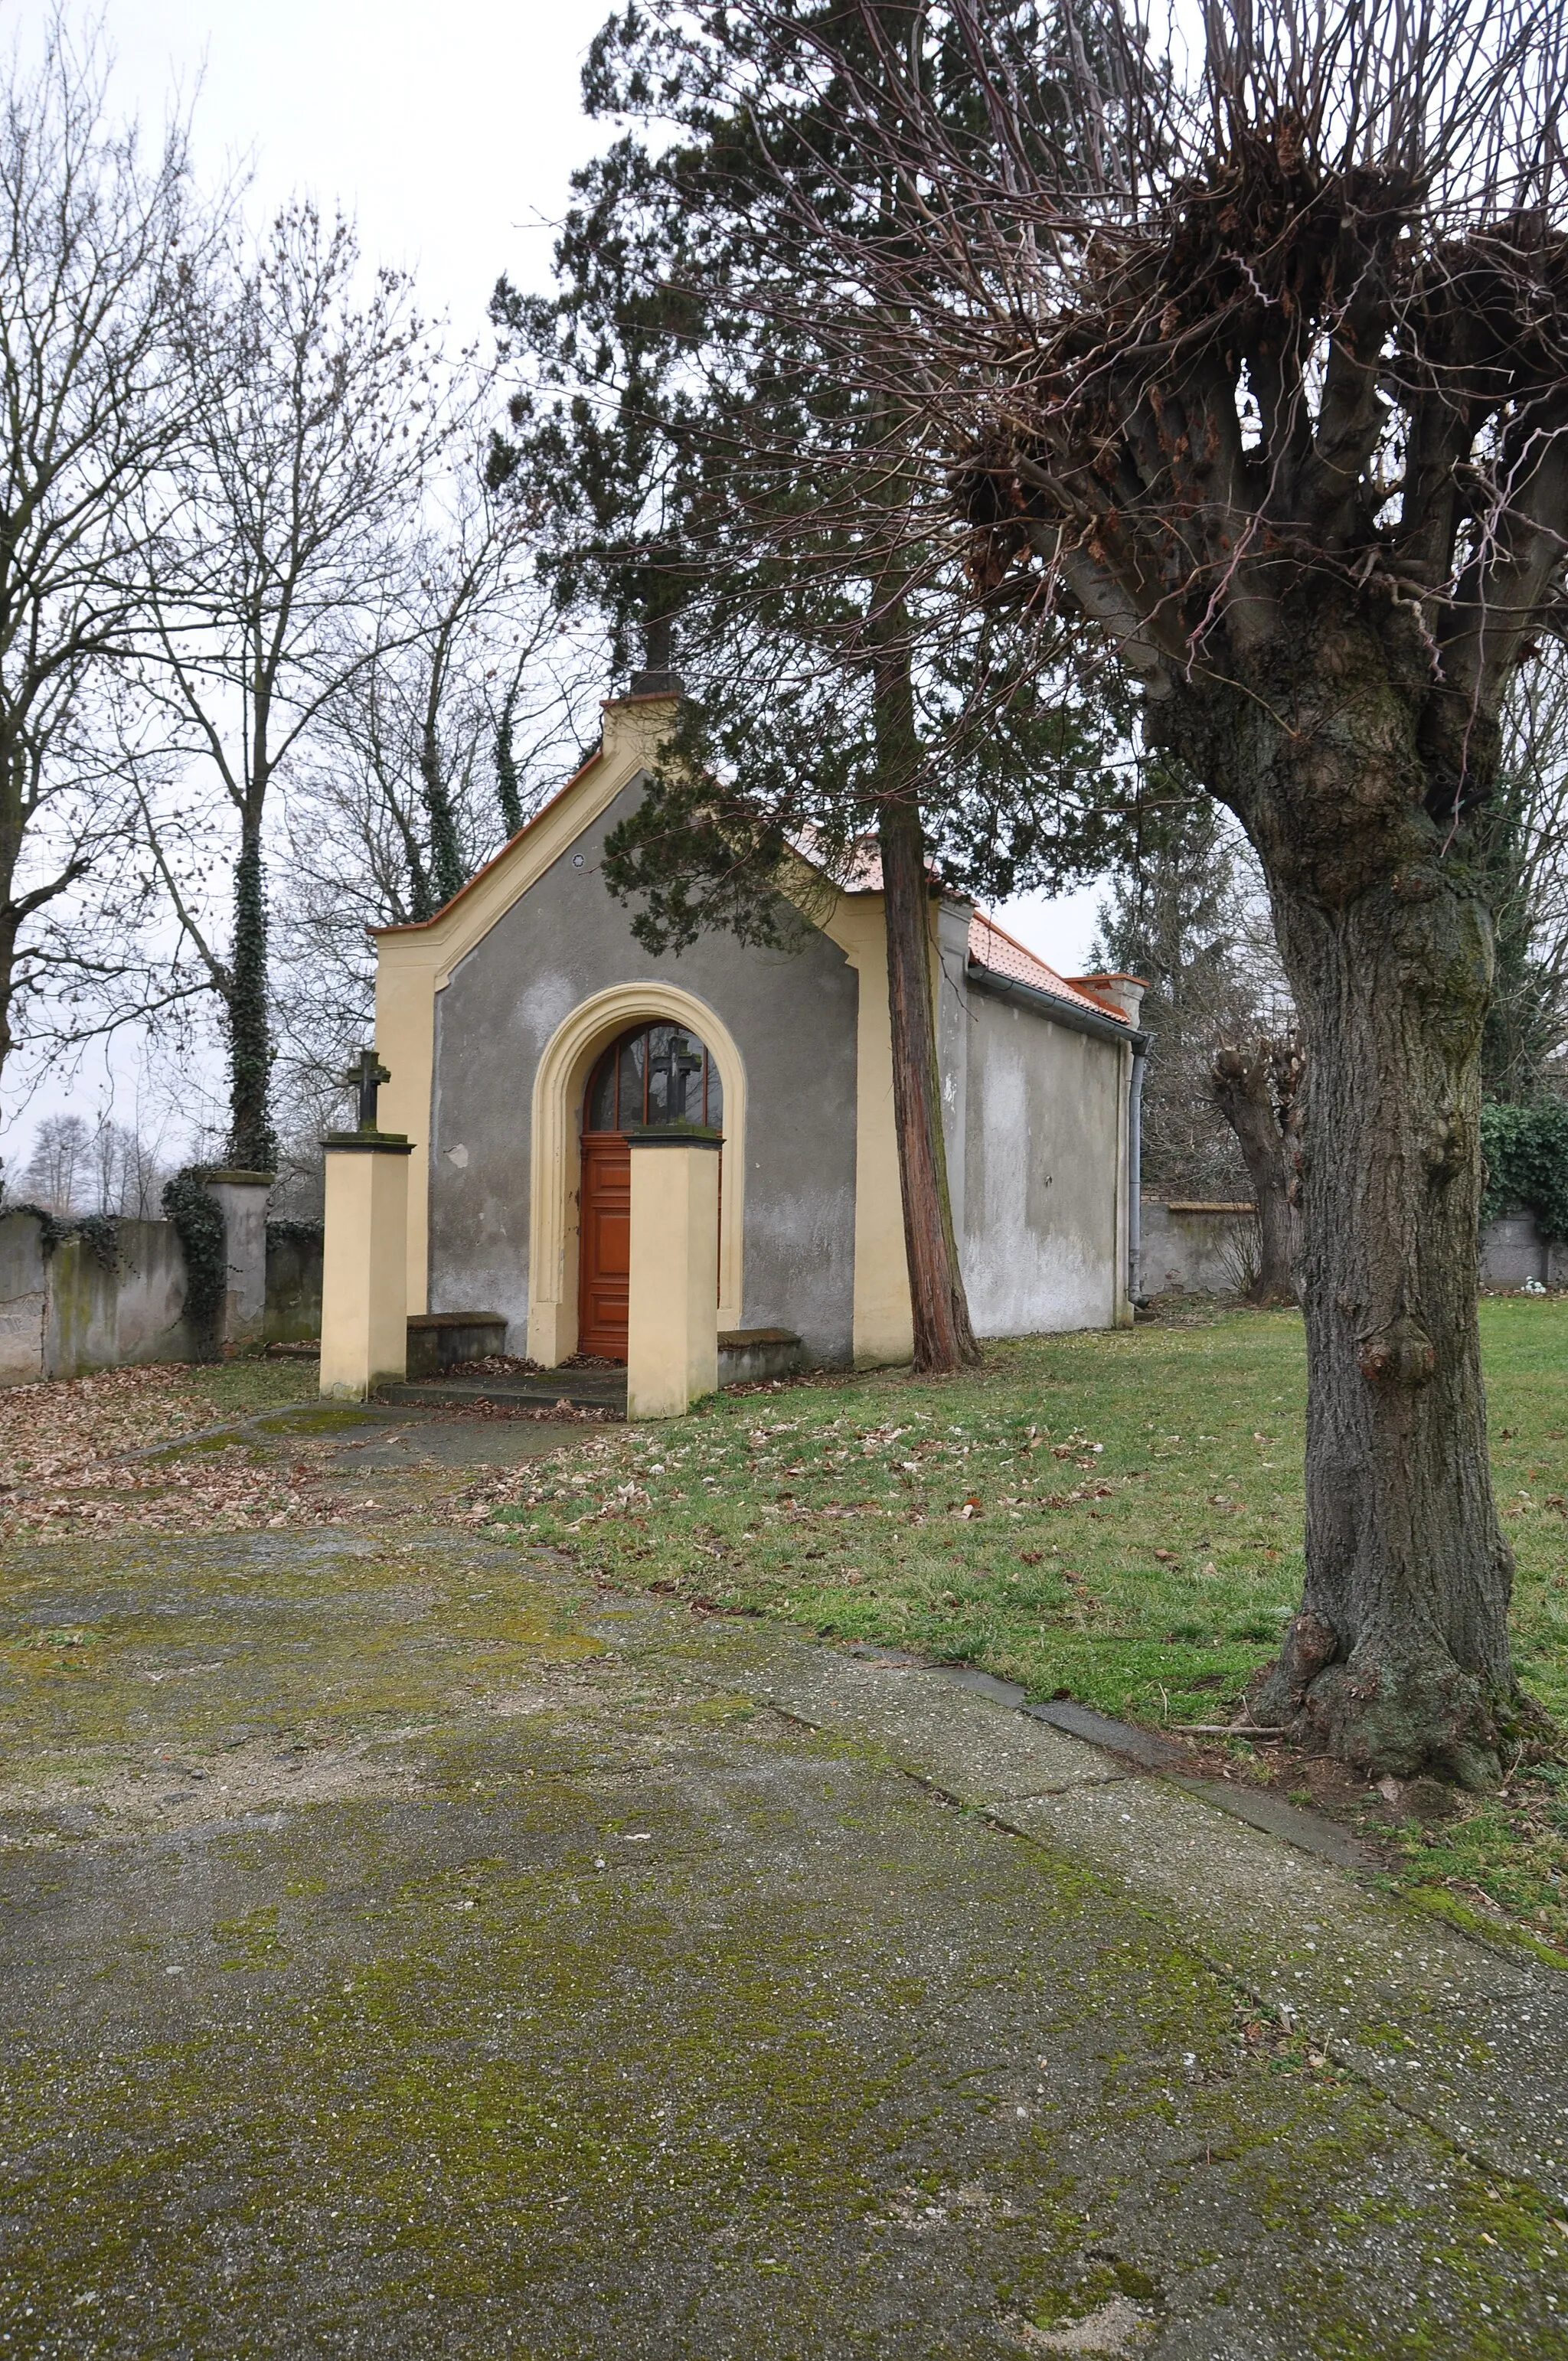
[456,1298,1568,1957]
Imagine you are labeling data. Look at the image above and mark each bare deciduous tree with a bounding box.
[1480,651,1568,1099]
[1208,1035,1303,1304]
[265,484,590,1133]
[0,17,201,1099]
[138,204,445,1171]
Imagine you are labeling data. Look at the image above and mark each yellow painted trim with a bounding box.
[626,1140,721,1418]
[813,886,913,1367]
[372,694,681,1313]
[318,1145,410,1400]
[373,949,439,1312]
[525,981,746,1367]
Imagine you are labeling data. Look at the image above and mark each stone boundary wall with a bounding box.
[1138,1198,1568,1298]
[0,1208,324,1386]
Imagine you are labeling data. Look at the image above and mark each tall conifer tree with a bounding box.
[492,2,1123,1370]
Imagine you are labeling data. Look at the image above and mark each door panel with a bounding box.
[578,1135,631,1359]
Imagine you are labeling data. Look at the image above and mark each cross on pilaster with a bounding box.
[655,1032,704,1120]
[343,1047,391,1133]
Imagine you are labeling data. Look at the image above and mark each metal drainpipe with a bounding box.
[1128,1043,1147,1305]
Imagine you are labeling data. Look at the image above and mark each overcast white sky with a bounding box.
[8,0,1103,1161]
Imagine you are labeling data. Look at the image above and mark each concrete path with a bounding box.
[2,1501,1564,2357]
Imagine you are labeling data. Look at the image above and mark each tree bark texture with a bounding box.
[1166,617,1533,1784]
[877,795,980,1373]
[1209,1043,1296,1303]
[227,824,276,1173]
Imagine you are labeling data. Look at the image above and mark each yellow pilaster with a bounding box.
[319,1138,413,1401]
[626,1136,721,1419]
[818,893,914,1367]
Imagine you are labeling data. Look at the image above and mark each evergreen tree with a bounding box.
[1093,781,1279,1200]
[492,1,1126,1369]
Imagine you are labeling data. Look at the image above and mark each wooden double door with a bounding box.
[576,1020,725,1362]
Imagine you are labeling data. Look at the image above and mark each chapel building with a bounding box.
[369,687,1145,1374]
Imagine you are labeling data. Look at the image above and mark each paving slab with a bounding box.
[1,1526,1564,2357]
[326,1415,586,1471]
[714,1634,1568,2200]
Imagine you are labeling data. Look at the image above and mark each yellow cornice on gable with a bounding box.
[373,691,680,1311]
[374,691,680,990]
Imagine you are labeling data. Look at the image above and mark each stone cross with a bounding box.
[343,1047,391,1133]
[657,1033,704,1120]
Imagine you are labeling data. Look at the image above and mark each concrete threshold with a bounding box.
[694,1626,1568,2202]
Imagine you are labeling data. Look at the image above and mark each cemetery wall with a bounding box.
[0,1209,323,1385]
[1138,1198,1568,1298]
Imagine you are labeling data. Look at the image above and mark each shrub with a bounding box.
[1480,1099,1568,1239]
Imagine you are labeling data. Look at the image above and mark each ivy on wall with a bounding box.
[162,1170,227,1354]
[1481,1099,1568,1240]
[264,1219,324,1252]
[0,1205,121,1268]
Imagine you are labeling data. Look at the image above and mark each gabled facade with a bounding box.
[371,689,1145,1370]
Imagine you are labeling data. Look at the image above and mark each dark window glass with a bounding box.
[585,1023,722,1134]
[617,1032,646,1124]
[587,1052,617,1130]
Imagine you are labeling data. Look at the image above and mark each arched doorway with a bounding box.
[577,1021,725,1359]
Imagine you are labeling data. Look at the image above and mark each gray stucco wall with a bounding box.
[426,775,861,1364]
[113,1220,198,1366]
[956,988,1125,1335]
[0,1212,47,1384]
[1138,1199,1259,1296]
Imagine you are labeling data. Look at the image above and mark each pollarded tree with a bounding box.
[707,0,1568,1780]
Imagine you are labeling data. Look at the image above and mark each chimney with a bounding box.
[629,612,682,697]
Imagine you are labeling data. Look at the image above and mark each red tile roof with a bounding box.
[802,833,1128,1024]
[965,911,1129,1021]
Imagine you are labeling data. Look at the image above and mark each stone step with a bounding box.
[384,1327,805,1414]
[383,1374,626,1412]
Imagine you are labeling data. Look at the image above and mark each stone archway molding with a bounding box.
[525,982,746,1366]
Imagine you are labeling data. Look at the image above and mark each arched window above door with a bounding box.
[584,1022,724,1135]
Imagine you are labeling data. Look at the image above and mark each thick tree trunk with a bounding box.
[420,717,466,909]
[495,700,524,838]
[867,576,978,1375]
[1253,877,1524,1782]
[227,821,276,1173]
[878,795,980,1373]
[1162,617,1547,1786]
[1209,1044,1295,1303]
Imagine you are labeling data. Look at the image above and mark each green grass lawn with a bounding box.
[470,1297,1568,1954]
[490,1297,1568,1728]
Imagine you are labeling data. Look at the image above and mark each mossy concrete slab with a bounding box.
[727,1643,1568,2203]
[328,1416,588,1471]
[725,1644,1128,1803]
[0,1527,1563,2357]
